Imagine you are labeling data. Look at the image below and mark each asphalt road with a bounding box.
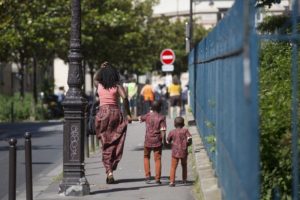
[0,122,63,200]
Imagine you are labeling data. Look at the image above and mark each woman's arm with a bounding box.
[117,85,132,121]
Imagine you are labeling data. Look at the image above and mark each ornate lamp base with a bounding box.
[59,177,90,196]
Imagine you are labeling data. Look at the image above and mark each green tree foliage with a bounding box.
[80,0,207,74]
[257,15,290,34]
[260,42,292,199]
[0,0,208,92]
[258,14,300,199]
[0,0,70,96]
[143,16,207,74]
[256,0,282,8]
[0,93,47,121]
[81,0,157,74]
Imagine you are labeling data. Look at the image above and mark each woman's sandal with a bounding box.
[106,173,115,184]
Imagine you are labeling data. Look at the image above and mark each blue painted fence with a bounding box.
[188,0,259,199]
[189,0,300,199]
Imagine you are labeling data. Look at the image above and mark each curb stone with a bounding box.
[187,113,222,200]
[15,161,63,200]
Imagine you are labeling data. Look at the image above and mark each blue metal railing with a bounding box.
[188,0,260,199]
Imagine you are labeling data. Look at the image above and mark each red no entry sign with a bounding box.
[160,49,175,65]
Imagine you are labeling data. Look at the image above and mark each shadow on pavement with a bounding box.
[131,146,172,151]
[21,162,53,165]
[85,166,104,170]
[114,178,146,183]
[0,145,62,151]
[115,176,170,184]
[90,184,162,195]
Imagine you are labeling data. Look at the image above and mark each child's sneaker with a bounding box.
[155,180,162,184]
[169,182,175,187]
[145,177,151,184]
[182,180,187,184]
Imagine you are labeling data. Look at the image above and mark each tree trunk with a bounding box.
[33,55,37,105]
[19,53,25,98]
[88,62,94,95]
[83,59,86,94]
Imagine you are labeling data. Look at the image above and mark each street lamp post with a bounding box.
[59,0,90,196]
[186,0,214,54]
[185,0,193,53]
[189,0,193,50]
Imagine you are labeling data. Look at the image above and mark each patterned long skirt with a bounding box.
[95,105,128,174]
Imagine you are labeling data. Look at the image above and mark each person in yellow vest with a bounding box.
[140,79,154,114]
[167,76,181,118]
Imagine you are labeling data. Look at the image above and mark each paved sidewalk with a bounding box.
[21,118,196,200]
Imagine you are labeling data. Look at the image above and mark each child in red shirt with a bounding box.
[137,100,166,184]
[167,116,192,187]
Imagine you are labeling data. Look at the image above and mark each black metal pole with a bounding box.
[10,101,14,123]
[95,135,99,147]
[33,56,37,105]
[8,138,17,200]
[59,0,90,196]
[24,132,33,200]
[89,66,96,151]
[84,113,89,158]
[189,0,193,50]
[91,133,95,152]
[10,73,14,123]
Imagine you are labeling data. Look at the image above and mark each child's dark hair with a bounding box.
[151,100,161,113]
[95,61,120,89]
[174,116,184,128]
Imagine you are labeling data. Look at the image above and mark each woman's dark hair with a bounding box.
[95,62,120,89]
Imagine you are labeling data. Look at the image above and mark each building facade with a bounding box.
[153,0,290,29]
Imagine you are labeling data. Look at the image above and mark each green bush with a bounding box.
[0,93,47,122]
[259,42,293,199]
[0,94,12,121]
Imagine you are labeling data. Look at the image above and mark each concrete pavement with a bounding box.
[17,118,197,200]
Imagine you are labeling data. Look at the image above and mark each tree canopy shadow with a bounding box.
[90,184,163,195]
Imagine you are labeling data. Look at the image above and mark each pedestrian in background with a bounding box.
[133,100,167,184]
[56,86,65,117]
[181,84,189,115]
[167,75,181,118]
[127,76,138,116]
[57,86,65,103]
[94,61,132,184]
[154,82,168,115]
[167,116,192,187]
[140,79,154,114]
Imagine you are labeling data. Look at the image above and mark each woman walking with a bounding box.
[94,61,132,184]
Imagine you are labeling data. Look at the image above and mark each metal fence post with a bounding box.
[84,112,89,158]
[91,135,95,152]
[8,138,17,200]
[24,132,33,200]
[95,135,99,147]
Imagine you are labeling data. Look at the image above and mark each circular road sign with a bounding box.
[160,49,175,65]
